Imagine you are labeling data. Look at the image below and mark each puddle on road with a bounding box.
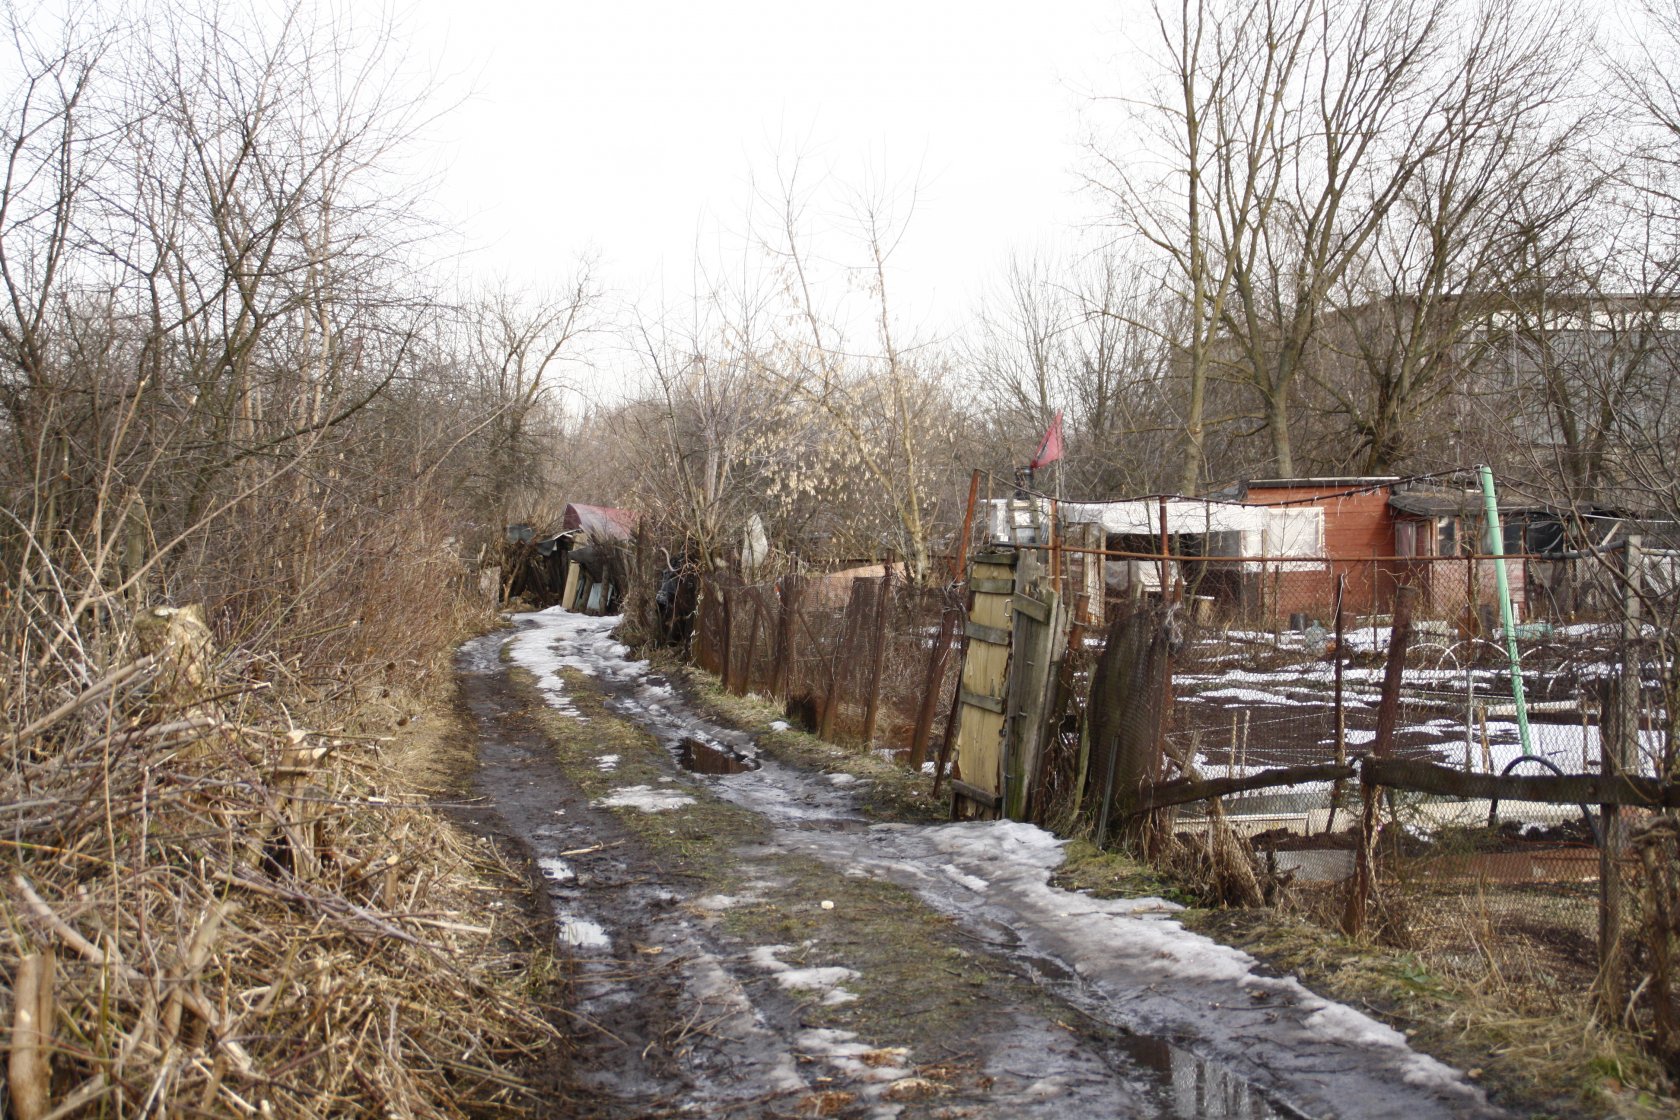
[1126,1036,1283,1119]
[677,735,759,774]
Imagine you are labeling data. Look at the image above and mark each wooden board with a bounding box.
[951,557,1015,813]
[1003,589,1063,820]
[559,562,581,611]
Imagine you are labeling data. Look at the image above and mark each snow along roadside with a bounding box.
[510,606,1504,1120]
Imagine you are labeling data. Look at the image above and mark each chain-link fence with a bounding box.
[1078,564,1680,1067]
[677,527,1678,1067]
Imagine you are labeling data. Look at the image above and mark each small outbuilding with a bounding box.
[557,503,638,614]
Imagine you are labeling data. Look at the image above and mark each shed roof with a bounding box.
[1245,476,1401,490]
[562,503,638,541]
[1387,489,1552,518]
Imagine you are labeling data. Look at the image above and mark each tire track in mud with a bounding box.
[457,612,1508,1120]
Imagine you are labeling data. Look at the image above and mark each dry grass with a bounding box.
[1,587,557,1117]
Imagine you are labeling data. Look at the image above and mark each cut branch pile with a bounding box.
[1,597,556,1118]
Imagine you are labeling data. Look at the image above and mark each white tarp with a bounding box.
[988,498,1326,569]
[1058,498,1267,537]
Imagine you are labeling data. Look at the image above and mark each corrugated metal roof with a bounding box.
[562,503,638,541]
[1388,490,1551,517]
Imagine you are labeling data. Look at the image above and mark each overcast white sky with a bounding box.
[410,0,1131,342]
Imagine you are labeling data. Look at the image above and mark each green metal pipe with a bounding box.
[1478,465,1534,756]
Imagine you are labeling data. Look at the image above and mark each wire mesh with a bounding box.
[1096,554,1671,1053]
[689,534,1677,1063]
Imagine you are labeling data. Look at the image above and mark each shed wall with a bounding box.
[1246,486,1397,618]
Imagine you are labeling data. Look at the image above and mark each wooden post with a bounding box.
[717,586,735,692]
[861,570,894,746]
[819,606,845,742]
[909,603,959,769]
[1157,496,1170,595]
[1371,584,1417,758]
[1343,583,1417,937]
[1049,498,1061,599]
[949,469,981,583]
[1003,589,1062,821]
[1467,552,1475,634]
[1598,534,1640,1016]
[821,579,868,740]
[931,622,967,797]
[1088,602,1176,844]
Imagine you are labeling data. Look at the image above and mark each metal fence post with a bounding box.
[861,570,894,746]
[909,601,958,770]
[1598,534,1641,1016]
[1327,574,1348,833]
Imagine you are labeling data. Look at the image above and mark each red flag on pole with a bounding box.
[1029,410,1063,469]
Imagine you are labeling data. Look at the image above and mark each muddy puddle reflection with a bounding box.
[676,735,759,774]
[1124,1036,1285,1119]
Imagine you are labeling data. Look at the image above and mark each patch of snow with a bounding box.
[796,1028,912,1086]
[1301,999,1407,1048]
[942,863,989,892]
[750,944,861,1004]
[597,784,695,812]
[679,952,809,1095]
[770,720,790,732]
[779,965,861,991]
[538,858,574,883]
[556,913,610,950]
[1197,686,1306,706]
[596,753,619,772]
[506,610,645,711]
[776,818,1491,1116]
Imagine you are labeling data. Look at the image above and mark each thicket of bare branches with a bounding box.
[0,4,591,1115]
[577,0,1680,589]
[593,163,975,584]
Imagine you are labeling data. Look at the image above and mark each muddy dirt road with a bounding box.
[455,609,1506,1120]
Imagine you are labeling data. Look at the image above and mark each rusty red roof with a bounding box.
[562,503,638,541]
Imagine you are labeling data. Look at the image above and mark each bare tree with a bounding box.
[750,161,960,581]
[459,273,599,526]
[1101,0,1592,481]
[1092,0,1310,491]
[969,249,1183,495]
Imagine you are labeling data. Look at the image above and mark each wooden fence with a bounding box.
[694,571,963,766]
[679,531,1677,1066]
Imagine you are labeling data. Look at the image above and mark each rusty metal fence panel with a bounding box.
[698,572,963,762]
